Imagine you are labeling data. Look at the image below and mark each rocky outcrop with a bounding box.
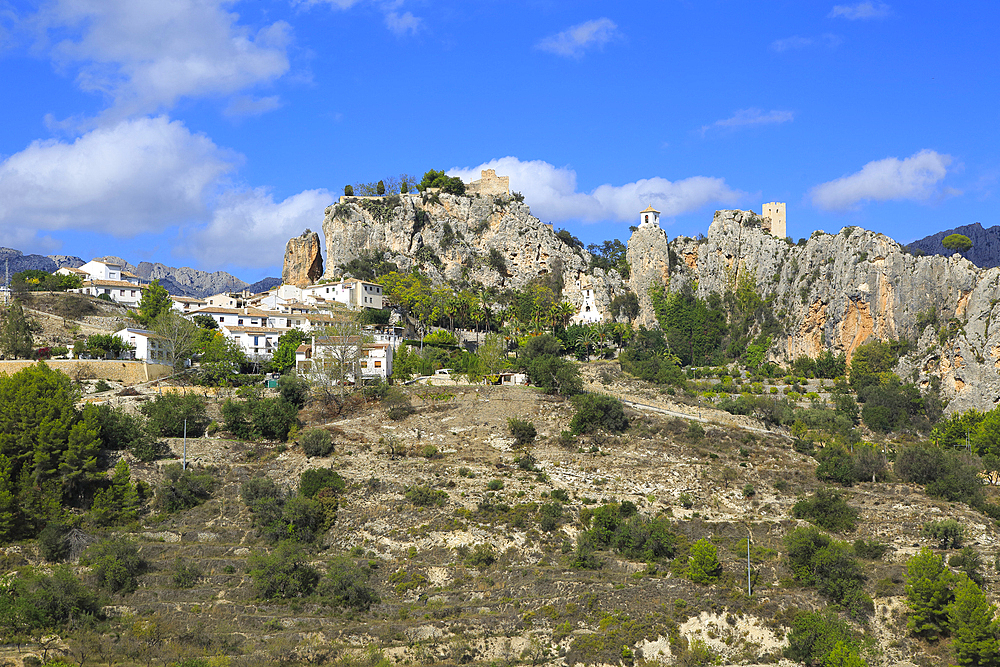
[631,210,1000,413]
[321,193,628,318]
[0,247,59,276]
[282,230,324,288]
[907,222,1000,269]
[47,255,85,269]
[626,222,671,327]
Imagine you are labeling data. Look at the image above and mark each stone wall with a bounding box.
[466,169,509,196]
[0,360,172,383]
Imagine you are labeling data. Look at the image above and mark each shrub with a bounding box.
[551,489,570,502]
[784,610,858,666]
[301,428,334,457]
[742,484,756,498]
[687,539,722,584]
[486,479,504,491]
[405,485,447,507]
[508,417,537,447]
[171,559,202,588]
[895,443,947,484]
[569,393,629,434]
[81,539,145,593]
[318,556,379,610]
[248,541,320,599]
[300,468,346,499]
[570,533,603,570]
[922,519,964,549]
[38,523,71,562]
[539,502,563,532]
[784,527,872,619]
[278,373,311,408]
[140,393,209,437]
[678,492,693,509]
[465,544,496,567]
[792,488,859,532]
[0,566,100,632]
[949,547,984,586]
[153,464,216,513]
[853,538,889,560]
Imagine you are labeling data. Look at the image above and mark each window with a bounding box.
[131,291,136,297]
[360,360,368,368]
[238,319,244,325]
[120,290,125,296]
[374,361,382,368]
[219,317,225,323]
[254,336,259,345]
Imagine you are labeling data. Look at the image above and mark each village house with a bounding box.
[221,325,284,360]
[114,328,169,364]
[295,336,393,383]
[302,278,383,310]
[170,296,208,313]
[59,259,147,306]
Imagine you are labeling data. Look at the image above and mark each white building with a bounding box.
[60,259,147,306]
[171,296,208,313]
[572,275,603,324]
[303,279,383,310]
[114,328,169,364]
[221,325,284,360]
[295,336,393,382]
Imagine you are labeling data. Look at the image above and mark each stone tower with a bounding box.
[639,204,660,228]
[761,202,786,238]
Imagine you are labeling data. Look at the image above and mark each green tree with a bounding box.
[81,538,145,593]
[0,454,16,541]
[905,547,955,639]
[824,641,868,667]
[418,169,466,195]
[948,574,1000,667]
[140,393,209,437]
[248,541,320,599]
[687,538,722,583]
[89,458,141,526]
[271,329,308,373]
[0,300,35,359]
[376,180,385,195]
[150,311,199,372]
[59,405,101,502]
[943,233,973,254]
[134,279,171,327]
[344,184,354,196]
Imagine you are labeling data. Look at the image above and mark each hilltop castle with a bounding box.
[761,202,786,238]
[466,169,509,196]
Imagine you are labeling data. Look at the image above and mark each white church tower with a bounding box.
[639,205,660,228]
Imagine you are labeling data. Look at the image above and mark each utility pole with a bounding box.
[183,418,188,470]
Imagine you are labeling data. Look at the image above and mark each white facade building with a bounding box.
[60,259,147,306]
[295,336,393,382]
[114,328,168,364]
[572,275,603,324]
[303,279,383,310]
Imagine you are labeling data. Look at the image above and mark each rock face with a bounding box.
[321,193,628,318]
[46,255,85,269]
[626,222,671,327]
[629,210,1000,413]
[907,222,1000,269]
[0,248,59,276]
[282,230,324,288]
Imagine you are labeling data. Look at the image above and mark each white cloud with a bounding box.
[189,188,333,268]
[770,33,842,52]
[449,157,744,223]
[385,11,421,35]
[829,2,891,19]
[38,0,291,119]
[223,95,283,118]
[535,18,619,58]
[0,116,237,233]
[809,149,954,211]
[702,108,794,134]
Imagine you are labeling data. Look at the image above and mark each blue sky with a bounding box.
[0,1,996,283]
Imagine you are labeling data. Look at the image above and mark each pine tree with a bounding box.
[948,574,1000,667]
[0,300,34,359]
[824,641,868,667]
[0,454,16,541]
[90,458,140,526]
[905,547,955,639]
[59,405,101,503]
[134,279,171,326]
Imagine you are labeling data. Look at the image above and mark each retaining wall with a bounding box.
[0,360,172,383]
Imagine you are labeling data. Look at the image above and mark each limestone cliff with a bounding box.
[283,230,324,288]
[321,193,627,318]
[628,210,1000,413]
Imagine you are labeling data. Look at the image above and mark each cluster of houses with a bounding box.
[56,259,399,382]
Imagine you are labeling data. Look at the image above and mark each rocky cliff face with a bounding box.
[626,222,671,328]
[322,193,627,316]
[282,230,324,288]
[907,221,1000,269]
[629,210,1000,413]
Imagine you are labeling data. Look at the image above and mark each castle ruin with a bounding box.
[466,169,510,196]
[761,202,786,238]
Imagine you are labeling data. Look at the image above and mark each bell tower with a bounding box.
[639,205,660,228]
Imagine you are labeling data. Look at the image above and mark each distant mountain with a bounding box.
[906,222,1000,268]
[134,262,248,298]
[48,255,86,269]
[0,248,63,281]
[246,276,282,294]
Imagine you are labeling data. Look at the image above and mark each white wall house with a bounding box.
[171,296,208,313]
[295,337,393,382]
[303,279,383,310]
[60,259,147,307]
[220,325,284,360]
[114,328,169,364]
[572,275,603,324]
